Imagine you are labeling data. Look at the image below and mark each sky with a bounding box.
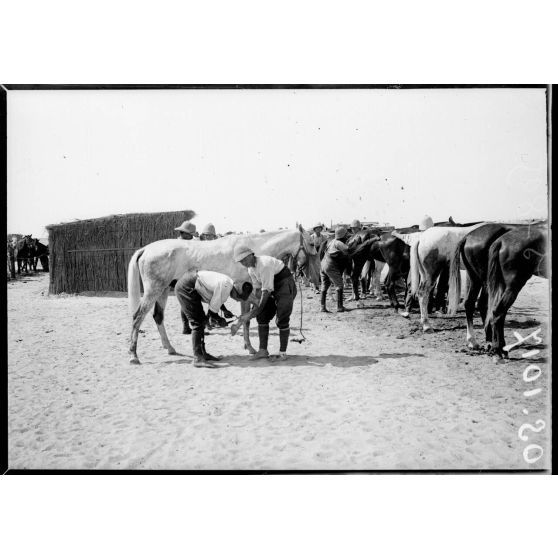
[7,87,549,238]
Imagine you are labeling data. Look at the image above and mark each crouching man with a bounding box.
[175,270,253,368]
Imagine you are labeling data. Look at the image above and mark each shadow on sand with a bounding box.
[155,352,427,369]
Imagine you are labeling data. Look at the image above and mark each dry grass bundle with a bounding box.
[46,210,196,294]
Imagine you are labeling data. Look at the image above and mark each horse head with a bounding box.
[296,224,321,288]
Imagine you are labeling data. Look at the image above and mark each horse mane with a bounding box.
[349,237,379,258]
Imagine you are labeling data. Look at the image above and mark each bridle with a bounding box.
[292,231,314,273]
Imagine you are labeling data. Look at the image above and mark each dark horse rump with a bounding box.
[30,239,49,272]
[485,225,548,358]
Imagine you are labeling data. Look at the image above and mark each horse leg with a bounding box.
[418,277,434,332]
[464,278,482,349]
[372,261,384,300]
[490,279,525,359]
[241,300,257,354]
[152,287,177,355]
[477,288,492,346]
[129,289,161,364]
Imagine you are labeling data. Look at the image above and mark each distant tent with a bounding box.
[46,210,195,294]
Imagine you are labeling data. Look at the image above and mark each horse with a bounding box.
[484,225,548,358]
[407,223,486,332]
[27,238,49,272]
[447,222,523,349]
[345,228,385,303]
[14,235,33,274]
[127,227,321,364]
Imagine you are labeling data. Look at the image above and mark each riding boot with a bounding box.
[192,330,215,368]
[279,328,290,352]
[336,288,346,312]
[202,338,221,362]
[181,311,192,335]
[320,290,330,312]
[251,324,270,359]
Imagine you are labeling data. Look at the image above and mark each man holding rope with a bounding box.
[232,243,297,361]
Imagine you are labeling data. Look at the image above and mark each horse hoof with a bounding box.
[356,301,364,308]
[467,342,480,350]
[398,311,410,318]
[167,348,177,355]
[129,357,141,365]
[423,327,434,334]
[247,347,257,355]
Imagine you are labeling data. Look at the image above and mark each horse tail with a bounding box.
[409,239,421,296]
[127,247,145,315]
[485,240,503,324]
[447,237,465,315]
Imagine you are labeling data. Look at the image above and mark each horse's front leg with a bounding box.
[240,300,257,354]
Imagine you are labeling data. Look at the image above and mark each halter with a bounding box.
[292,231,311,272]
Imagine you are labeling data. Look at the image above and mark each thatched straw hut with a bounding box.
[46,210,195,294]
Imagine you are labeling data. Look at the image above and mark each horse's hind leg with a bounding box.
[464,278,482,349]
[153,287,177,355]
[418,277,434,332]
[476,288,492,346]
[129,289,161,364]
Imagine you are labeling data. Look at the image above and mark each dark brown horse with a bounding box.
[14,235,34,274]
[28,238,49,272]
[448,222,520,349]
[448,222,547,354]
[485,225,548,358]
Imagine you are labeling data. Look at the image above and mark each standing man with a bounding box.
[320,226,351,313]
[200,223,218,241]
[233,244,297,360]
[350,219,363,236]
[175,270,253,368]
[309,222,325,249]
[175,221,197,240]
[175,220,197,334]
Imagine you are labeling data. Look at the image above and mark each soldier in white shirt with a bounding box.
[175,270,253,368]
[233,244,297,360]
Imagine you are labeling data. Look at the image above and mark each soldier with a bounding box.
[200,223,218,241]
[232,244,297,361]
[174,221,197,240]
[320,226,351,313]
[175,270,253,368]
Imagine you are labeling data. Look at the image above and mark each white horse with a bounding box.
[407,224,485,332]
[127,226,320,364]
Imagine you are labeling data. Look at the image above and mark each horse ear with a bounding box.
[298,224,305,233]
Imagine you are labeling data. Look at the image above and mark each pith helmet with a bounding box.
[201,223,216,235]
[233,243,254,262]
[175,220,196,234]
[312,222,324,231]
[419,215,434,231]
[335,226,348,240]
[351,219,362,228]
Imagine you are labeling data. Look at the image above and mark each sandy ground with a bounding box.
[8,272,551,470]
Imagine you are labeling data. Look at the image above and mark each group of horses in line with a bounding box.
[7,235,49,278]
[125,220,547,364]
[309,218,547,359]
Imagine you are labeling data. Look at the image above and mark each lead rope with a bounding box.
[291,275,307,344]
